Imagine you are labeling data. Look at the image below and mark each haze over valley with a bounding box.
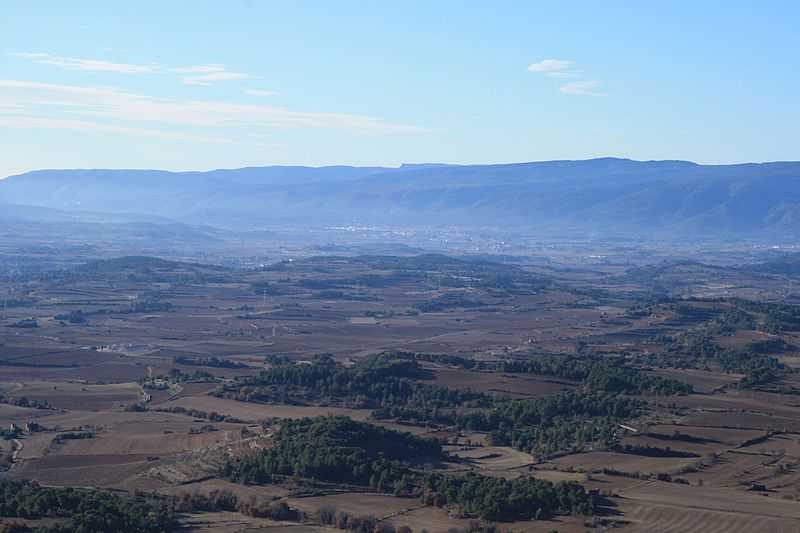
[2,2,800,532]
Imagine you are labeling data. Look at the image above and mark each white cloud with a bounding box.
[544,71,582,79]
[527,59,608,96]
[8,52,255,85]
[182,71,251,85]
[0,115,274,146]
[10,52,162,74]
[526,59,574,72]
[245,89,280,97]
[0,79,428,138]
[558,80,608,96]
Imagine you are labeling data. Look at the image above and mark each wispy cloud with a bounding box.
[527,58,608,96]
[0,79,428,140]
[9,52,158,73]
[558,80,608,96]
[544,71,582,79]
[0,115,273,146]
[177,65,255,85]
[526,59,574,72]
[245,88,280,97]
[8,52,256,85]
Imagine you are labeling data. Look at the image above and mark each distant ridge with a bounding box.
[2,158,799,240]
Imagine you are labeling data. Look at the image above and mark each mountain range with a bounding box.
[2,158,799,241]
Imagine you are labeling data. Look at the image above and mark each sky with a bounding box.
[1,0,798,177]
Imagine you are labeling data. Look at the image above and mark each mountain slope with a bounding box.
[2,158,799,240]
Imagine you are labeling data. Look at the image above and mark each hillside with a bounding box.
[2,158,799,240]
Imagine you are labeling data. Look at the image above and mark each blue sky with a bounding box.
[1,1,798,177]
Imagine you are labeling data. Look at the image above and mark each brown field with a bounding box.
[386,505,592,533]
[738,432,800,457]
[713,330,775,349]
[0,403,43,421]
[618,479,800,519]
[3,254,800,531]
[0,381,143,411]
[448,445,535,471]
[56,427,241,456]
[286,493,418,519]
[176,511,340,532]
[641,424,765,447]
[525,468,587,483]
[158,395,372,422]
[548,451,700,475]
[620,424,767,457]
[617,500,800,533]
[12,454,156,487]
[382,506,473,533]
[646,368,740,392]
[161,478,288,500]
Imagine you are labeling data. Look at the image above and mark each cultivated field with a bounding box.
[2,253,800,531]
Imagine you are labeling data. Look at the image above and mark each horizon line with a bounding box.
[5,156,800,179]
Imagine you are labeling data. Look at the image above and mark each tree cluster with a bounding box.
[224,415,441,488]
[422,472,594,520]
[172,356,247,369]
[223,416,594,521]
[660,334,787,387]
[213,355,488,411]
[0,480,172,533]
[501,355,692,395]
